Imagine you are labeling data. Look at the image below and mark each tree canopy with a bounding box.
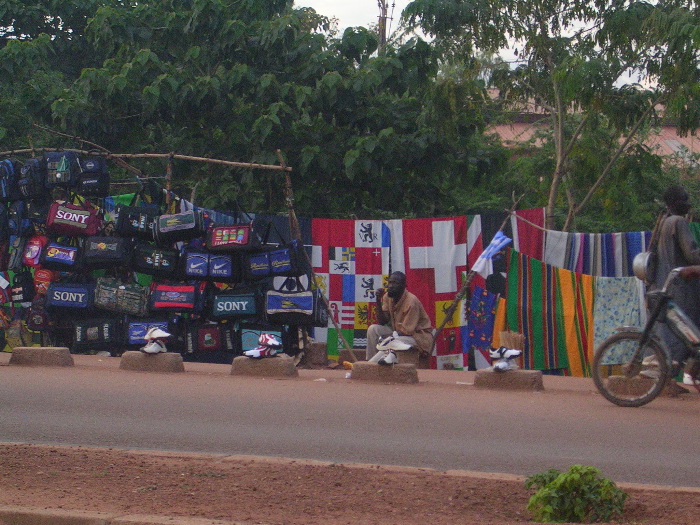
[1,0,697,231]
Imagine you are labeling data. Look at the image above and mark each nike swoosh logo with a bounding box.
[190,261,205,268]
[213,263,227,270]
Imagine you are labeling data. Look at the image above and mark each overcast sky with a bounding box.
[294,1,412,32]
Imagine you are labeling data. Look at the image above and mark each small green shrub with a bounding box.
[525,465,628,523]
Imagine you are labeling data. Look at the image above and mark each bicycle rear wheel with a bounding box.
[592,331,669,407]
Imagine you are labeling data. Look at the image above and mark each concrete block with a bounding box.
[119,351,185,373]
[338,348,365,364]
[305,341,329,366]
[474,368,544,391]
[8,347,74,367]
[350,361,419,384]
[231,354,299,378]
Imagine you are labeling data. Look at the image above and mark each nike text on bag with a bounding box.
[181,250,240,282]
[153,209,205,244]
[45,151,81,188]
[265,288,328,327]
[94,277,150,317]
[45,201,102,237]
[39,241,81,272]
[206,224,260,252]
[182,251,209,279]
[149,281,205,312]
[83,236,132,269]
[72,317,122,352]
[75,158,110,197]
[132,243,178,276]
[209,253,238,281]
[46,282,95,310]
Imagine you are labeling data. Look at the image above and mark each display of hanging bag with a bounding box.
[152,209,205,244]
[75,158,110,198]
[39,240,81,272]
[125,318,173,346]
[206,223,263,252]
[184,321,239,356]
[82,236,133,269]
[180,248,240,282]
[265,276,328,327]
[149,280,206,312]
[17,157,47,201]
[22,234,48,268]
[11,269,35,304]
[132,243,179,276]
[72,317,122,353]
[45,280,95,310]
[45,200,102,237]
[25,294,54,332]
[45,151,81,188]
[94,276,150,317]
[208,284,263,320]
[0,158,22,202]
[115,195,160,239]
[33,268,58,295]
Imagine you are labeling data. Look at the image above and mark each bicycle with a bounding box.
[592,267,700,407]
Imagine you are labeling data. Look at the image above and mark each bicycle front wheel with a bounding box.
[592,331,669,407]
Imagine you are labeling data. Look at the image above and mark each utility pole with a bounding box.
[377,1,389,50]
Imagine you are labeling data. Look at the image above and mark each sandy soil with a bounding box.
[0,443,698,524]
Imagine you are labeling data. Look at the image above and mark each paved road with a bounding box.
[1,354,698,488]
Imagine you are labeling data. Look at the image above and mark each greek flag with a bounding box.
[471,230,512,278]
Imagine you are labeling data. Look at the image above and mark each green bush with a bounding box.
[525,465,628,523]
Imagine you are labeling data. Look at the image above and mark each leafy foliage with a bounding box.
[525,465,628,523]
[1,0,500,220]
[404,0,700,230]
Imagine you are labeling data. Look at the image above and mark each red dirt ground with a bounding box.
[0,443,698,524]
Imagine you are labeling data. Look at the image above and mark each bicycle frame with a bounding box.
[630,268,700,375]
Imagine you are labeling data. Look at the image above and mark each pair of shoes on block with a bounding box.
[377,350,398,366]
[140,327,171,354]
[376,331,412,352]
[244,333,283,359]
[141,340,167,354]
[489,346,522,373]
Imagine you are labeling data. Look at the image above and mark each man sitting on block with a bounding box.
[366,271,433,365]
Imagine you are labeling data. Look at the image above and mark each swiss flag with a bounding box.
[400,217,468,363]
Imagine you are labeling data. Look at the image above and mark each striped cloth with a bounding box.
[543,229,650,277]
[506,249,570,372]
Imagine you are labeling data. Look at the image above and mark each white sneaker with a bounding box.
[376,336,393,351]
[683,373,700,386]
[145,327,171,341]
[377,351,397,366]
[489,346,522,361]
[258,333,282,349]
[493,360,519,372]
[387,339,411,351]
[141,340,166,354]
[244,346,278,358]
